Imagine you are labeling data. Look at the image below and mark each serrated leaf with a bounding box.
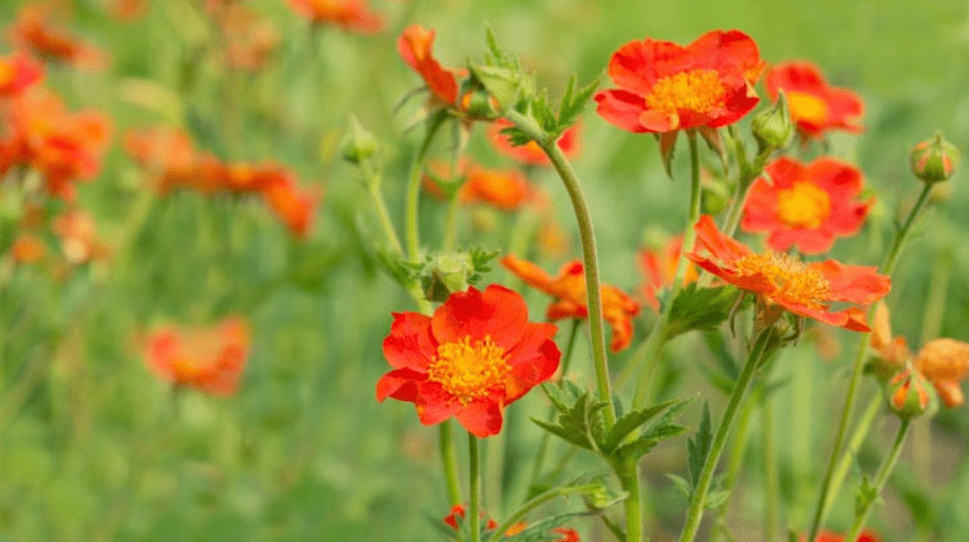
[601,401,677,454]
[667,474,692,498]
[532,418,592,449]
[469,64,520,111]
[557,77,599,133]
[688,403,713,488]
[704,489,730,510]
[614,437,659,463]
[855,475,880,517]
[641,399,690,440]
[666,284,740,339]
[532,390,607,452]
[500,125,533,147]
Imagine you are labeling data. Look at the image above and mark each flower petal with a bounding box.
[431,284,528,351]
[594,89,650,133]
[382,312,436,371]
[455,398,504,437]
[376,368,424,402]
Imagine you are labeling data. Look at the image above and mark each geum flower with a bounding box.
[145,318,250,396]
[766,61,864,139]
[423,159,532,211]
[8,3,106,69]
[638,233,698,310]
[376,285,560,438]
[871,302,969,408]
[595,29,764,133]
[741,156,872,254]
[399,25,479,114]
[687,215,890,331]
[0,51,43,97]
[488,118,581,167]
[285,0,383,33]
[502,255,641,352]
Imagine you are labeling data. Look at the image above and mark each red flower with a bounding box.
[217,5,280,72]
[595,29,763,133]
[376,285,560,438]
[687,215,890,332]
[0,51,43,97]
[638,234,698,310]
[423,159,532,211]
[766,61,864,139]
[442,504,499,531]
[502,255,641,352]
[808,530,880,542]
[8,3,107,69]
[741,156,872,253]
[145,318,250,396]
[398,25,463,107]
[286,0,383,33]
[488,118,581,166]
[444,505,579,541]
[261,172,319,238]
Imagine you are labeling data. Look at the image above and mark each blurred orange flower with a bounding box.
[398,25,462,108]
[638,234,698,310]
[261,172,319,238]
[808,530,880,542]
[0,51,43,97]
[871,302,969,407]
[377,285,559,438]
[218,5,280,72]
[50,209,109,264]
[286,0,383,33]
[8,3,106,69]
[10,233,46,264]
[741,156,872,254]
[488,118,581,166]
[502,255,641,352]
[145,318,250,396]
[687,215,890,331]
[766,61,864,139]
[595,29,763,133]
[423,159,532,211]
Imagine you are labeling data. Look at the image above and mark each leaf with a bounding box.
[704,489,730,510]
[855,475,880,518]
[532,418,592,450]
[532,390,608,451]
[688,403,713,488]
[500,125,534,147]
[601,401,677,454]
[667,474,692,498]
[469,64,520,111]
[613,437,659,463]
[666,284,740,339]
[556,76,599,133]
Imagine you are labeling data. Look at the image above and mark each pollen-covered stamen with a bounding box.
[428,335,511,405]
[645,69,727,117]
[734,252,830,309]
[775,181,831,228]
[786,91,828,126]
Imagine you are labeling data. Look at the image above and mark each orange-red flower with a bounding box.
[444,504,579,541]
[145,318,250,396]
[376,285,560,438]
[8,3,106,69]
[398,25,464,108]
[286,0,383,34]
[443,505,499,532]
[595,29,763,133]
[687,215,890,331]
[502,255,641,352]
[51,209,109,264]
[638,234,698,310]
[218,5,280,72]
[807,530,880,542]
[871,302,969,408]
[9,233,46,264]
[741,156,872,254]
[488,118,581,166]
[0,51,43,97]
[765,61,864,139]
[423,159,532,211]
[261,172,319,238]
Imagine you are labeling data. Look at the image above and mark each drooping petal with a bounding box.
[594,89,651,133]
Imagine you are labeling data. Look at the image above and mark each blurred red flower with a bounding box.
[637,234,698,310]
[261,172,319,238]
[488,118,581,166]
[423,159,532,211]
[766,61,864,139]
[218,5,280,72]
[145,318,251,396]
[808,530,880,542]
[0,51,43,97]
[286,0,383,34]
[502,255,641,352]
[741,156,872,253]
[687,215,890,331]
[595,29,763,133]
[398,25,463,108]
[51,209,109,264]
[444,504,579,541]
[376,285,560,438]
[8,3,106,69]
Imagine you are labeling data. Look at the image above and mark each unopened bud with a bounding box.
[341,115,378,164]
[421,252,474,303]
[751,92,794,152]
[910,133,959,184]
[461,88,500,121]
[886,369,936,419]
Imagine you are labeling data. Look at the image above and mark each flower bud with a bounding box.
[421,252,474,303]
[341,115,378,165]
[751,92,794,152]
[910,133,959,184]
[461,87,500,121]
[886,369,936,419]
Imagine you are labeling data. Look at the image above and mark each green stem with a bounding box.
[721,147,773,239]
[620,456,644,542]
[504,110,615,428]
[822,393,881,519]
[367,180,404,256]
[676,328,774,542]
[440,421,462,506]
[530,320,581,486]
[484,484,601,542]
[443,193,461,251]
[405,111,447,264]
[805,183,933,542]
[469,433,482,542]
[711,391,757,542]
[762,387,779,542]
[843,418,911,542]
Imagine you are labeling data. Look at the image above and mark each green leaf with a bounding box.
[855,475,880,518]
[667,474,692,498]
[600,401,677,454]
[688,403,713,488]
[704,489,730,510]
[614,437,659,463]
[556,77,599,133]
[666,284,741,339]
[532,418,592,449]
[469,64,520,111]
[532,391,608,452]
[500,125,533,147]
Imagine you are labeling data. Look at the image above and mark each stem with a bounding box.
[711,392,757,542]
[405,111,447,264]
[721,147,772,239]
[504,110,615,427]
[485,484,601,542]
[620,456,644,542]
[843,419,911,542]
[443,193,461,251]
[805,182,933,541]
[440,421,462,506]
[821,394,882,519]
[469,433,482,542]
[676,328,774,542]
[367,179,405,256]
[530,320,580,486]
[762,387,779,542]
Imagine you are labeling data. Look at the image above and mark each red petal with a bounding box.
[594,89,649,133]
[376,368,424,402]
[382,312,436,371]
[504,322,560,402]
[431,284,528,352]
[607,38,692,93]
[415,380,462,424]
[812,261,891,304]
[455,398,504,437]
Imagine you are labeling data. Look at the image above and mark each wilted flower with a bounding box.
[145,318,251,396]
[765,61,864,139]
[741,156,872,254]
[502,255,641,352]
[398,25,464,109]
[376,285,560,438]
[595,29,763,133]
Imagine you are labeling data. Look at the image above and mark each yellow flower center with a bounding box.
[775,181,831,228]
[427,336,511,405]
[645,69,726,117]
[0,60,14,87]
[734,252,830,309]
[787,91,828,126]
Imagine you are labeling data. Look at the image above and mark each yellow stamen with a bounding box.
[786,91,828,126]
[734,252,830,309]
[775,181,831,228]
[428,336,511,405]
[645,69,726,117]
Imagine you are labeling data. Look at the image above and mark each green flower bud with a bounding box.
[886,369,936,419]
[421,252,474,303]
[341,115,378,165]
[751,92,794,152]
[910,132,960,184]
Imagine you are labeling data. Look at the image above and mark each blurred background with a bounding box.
[2,0,969,540]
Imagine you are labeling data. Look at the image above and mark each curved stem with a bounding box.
[677,328,773,542]
[440,421,462,506]
[843,418,911,542]
[720,147,773,239]
[805,182,933,541]
[366,175,405,256]
[469,433,482,542]
[405,111,447,264]
[485,484,601,542]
